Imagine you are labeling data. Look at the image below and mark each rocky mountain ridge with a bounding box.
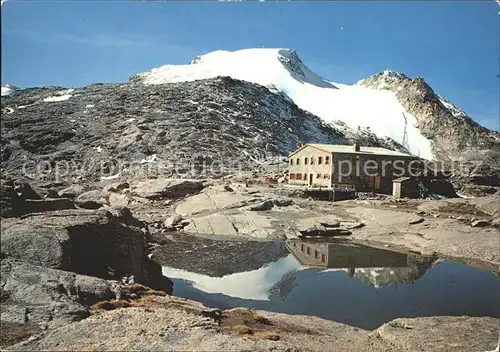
[1,76,405,185]
[359,70,500,163]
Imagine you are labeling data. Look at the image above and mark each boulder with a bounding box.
[273,198,294,207]
[319,220,341,228]
[103,181,130,194]
[342,221,366,229]
[250,200,274,211]
[1,259,124,330]
[58,185,85,198]
[0,208,172,293]
[471,219,490,227]
[108,192,130,207]
[131,178,204,200]
[75,190,105,209]
[164,214,183,229]
[492,217,500,228]
[409,217,424,225]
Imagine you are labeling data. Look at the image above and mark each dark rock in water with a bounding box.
[250,200,274,211]
[223,184,234,192]
[0,207,172,293]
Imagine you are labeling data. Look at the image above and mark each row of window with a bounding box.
[290,173,330,180]
[291,242,327,263]
[290,155,330,166]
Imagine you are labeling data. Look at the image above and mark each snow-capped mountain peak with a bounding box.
[1,84,19,97]
[132,48,336,90]
[130,48,498,161]
[130,48,434,159]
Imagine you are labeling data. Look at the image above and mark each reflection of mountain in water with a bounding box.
[354,267,426,288]
[163,240,499,330]
[154,233,288,277]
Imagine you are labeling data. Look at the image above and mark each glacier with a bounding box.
[132,48,434,160]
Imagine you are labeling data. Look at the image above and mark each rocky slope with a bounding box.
[1,77,404,185]
[359,71,500,164]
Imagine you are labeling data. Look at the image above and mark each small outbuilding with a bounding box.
[392,177,420,199]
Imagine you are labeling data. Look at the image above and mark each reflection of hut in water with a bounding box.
[285,240,435,287]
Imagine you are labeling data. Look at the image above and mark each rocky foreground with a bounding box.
[1,176,499,350]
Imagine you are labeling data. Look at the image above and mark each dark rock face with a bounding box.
[0,179,24,218]
[360,72,500,163]
[360,72,500,193]
[0,207,172,293]
[1,259,122,329]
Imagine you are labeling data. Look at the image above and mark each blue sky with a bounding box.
[2,1,499,130]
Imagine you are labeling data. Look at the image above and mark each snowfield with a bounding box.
[133,48,434,159]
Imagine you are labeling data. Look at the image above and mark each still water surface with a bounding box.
[162,240,499,330]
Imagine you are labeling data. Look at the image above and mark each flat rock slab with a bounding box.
[175,190,251,217]
[131,178,204,200]
[7,303,497,352]
[295,216,343,232]
[183,211,276,239]
[373,316,499,352]
[5,307,386,352]
[345,207,500,267]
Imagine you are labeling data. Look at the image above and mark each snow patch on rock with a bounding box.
[43,89,75,103]
[1,84,19,96]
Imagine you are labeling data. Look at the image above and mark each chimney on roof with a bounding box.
[353,142,360,152]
